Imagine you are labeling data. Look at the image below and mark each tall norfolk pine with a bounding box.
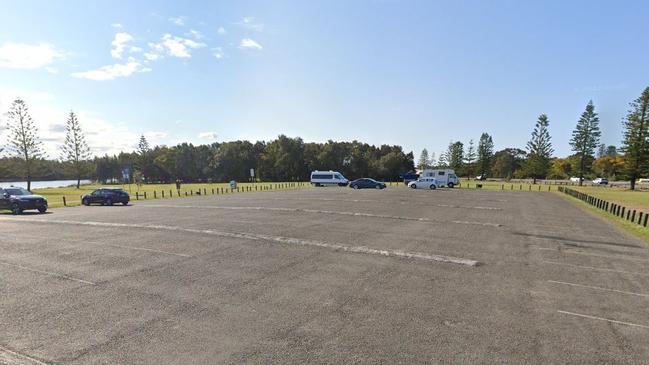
[525,114,553,183]
[622,87,649,190]
[570,100,600,186]
[6,99,43,191]
[61,111,91,189]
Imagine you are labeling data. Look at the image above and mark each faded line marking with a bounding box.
[0,261,96,286]
[548,280,649,298]
[558,310,649,330]
[265,197,502,211]
[84,241,191,258]
[531,246,649,263]
[543,261,649,277]
[0,345,49,365]
[1,218,481,267]
[137,204,503,228]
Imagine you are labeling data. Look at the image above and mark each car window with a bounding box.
[5,188,30,195]
[92,190,102,196]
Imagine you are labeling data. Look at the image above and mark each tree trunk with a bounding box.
[578,156,584,186]
[630,174,636,191]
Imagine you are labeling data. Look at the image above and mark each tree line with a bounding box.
[2,86,649,190]
[415,87,649,189]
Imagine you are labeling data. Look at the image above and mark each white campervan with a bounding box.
[310,170,349,187]
[417,169,460,188]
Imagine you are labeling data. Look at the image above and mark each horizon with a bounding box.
[1,0,648,159]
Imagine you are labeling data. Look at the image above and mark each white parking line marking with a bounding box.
[0,261,96,285]
[0,345,49,365]
[2,218,481,267]
[137,204,503,228]
[548,280,649,298]
[558,310,649,330]
[532,246,649,263]
[265,197,502,210]
[543,261,649,276]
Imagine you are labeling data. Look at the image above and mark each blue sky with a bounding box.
[0,0,647,158]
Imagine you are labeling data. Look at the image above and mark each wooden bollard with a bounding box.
[162,190,165,198]
[212,188,214,194]
[63,196,67,206]
[144,191,147,199]
[631,210,636,222]
[204,188,207,195]
[154,191,157,199]
[136,192,139,200]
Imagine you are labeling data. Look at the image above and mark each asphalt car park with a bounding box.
[1,187,648,364]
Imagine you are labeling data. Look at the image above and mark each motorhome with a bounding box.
[310,170,349,187]
[416,169,459,188]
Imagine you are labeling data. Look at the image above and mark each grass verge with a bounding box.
[556,192,649,247]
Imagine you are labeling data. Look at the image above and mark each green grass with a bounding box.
[569,186,649,214]
[458,180,558,192]
[557,192,649,246]
[30,181,311,208]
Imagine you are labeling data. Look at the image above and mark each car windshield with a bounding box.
[5,188,31,196]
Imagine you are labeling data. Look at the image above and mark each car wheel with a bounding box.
[83,198,90,206]
[410,184,417,189]
[38,207,47,213]
[11,203,22,215]
[375,185,381,189]
[353,185,360,189]
[105,198,113,206]
[122,201,128,206]
[429,184,437,190]
[447,182,454,188]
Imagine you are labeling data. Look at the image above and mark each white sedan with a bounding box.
[408,178,438,190]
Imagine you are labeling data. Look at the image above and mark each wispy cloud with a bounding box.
[217,26,227,35]
[71,58,150,81]
[111,23,123,29]
[148,34,206,58]
[144,131,169,140]
[213,47,225,59]
[239,38,262,50]
[198,132,218,140]
[169,16,186,26]
[235,17,264,32]
[188,29,205,40]
[0,42,64,69]
[110,32,134,59]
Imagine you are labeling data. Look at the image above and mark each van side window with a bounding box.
[438,171,445,176]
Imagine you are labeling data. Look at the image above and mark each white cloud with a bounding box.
[149,34,206,58]
[236,17,264,32]
[169,16,186,26]
[111,23,123,29]
[110,32,134,59]
[0,42,63,69]
[198,132,217,140]
[188,29,204,39]
[213,47,225,59]
[45,67,59,74]
[144,52,161,61]
[129,46,142,53]
[71,58,149,81]
[239,38,262,50]
[0,88,142,156]
[145,131,168,140]
[217,26,227,35]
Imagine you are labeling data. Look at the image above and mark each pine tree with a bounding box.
[570,100,601,185]
[6,99,43,191]
[417,149,430,170]
[137,134,151,182]
[465,139,476,164]
[597,144,606,158]
[447,141,464,171]
[621,87,649,190]
[138,134,150,156]
[477,133,494,178]
[525,113,554,183]
[61,111,91,189]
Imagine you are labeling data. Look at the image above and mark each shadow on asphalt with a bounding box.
[513,231,643,249]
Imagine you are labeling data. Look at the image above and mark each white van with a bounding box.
[417,169,459,188]
[310,170,349,187]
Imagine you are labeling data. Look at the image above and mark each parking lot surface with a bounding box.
[1,187,648,364]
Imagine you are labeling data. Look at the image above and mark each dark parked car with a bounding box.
[0,187,48,214]
[82,188,130,206]
[349,178,387,189]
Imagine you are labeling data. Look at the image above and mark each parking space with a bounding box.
[1,187,648,364]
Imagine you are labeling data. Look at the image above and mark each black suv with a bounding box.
[82,188,130,206]
[0,187,48,214]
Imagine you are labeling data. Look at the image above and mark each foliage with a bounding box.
[524,113,554,182]
[621,87,649,190]
[477,133,494,177]
[61,111,91,188]
[447,141,464,172]
[570,100,601,184]
[417,149,431,170]
[5,99,44,190]
[491,148,526,179]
